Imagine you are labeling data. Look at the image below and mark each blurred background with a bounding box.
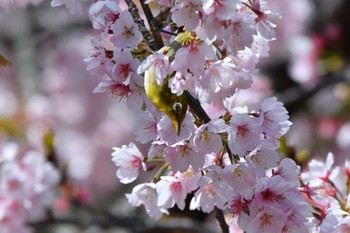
[1,0,350,232]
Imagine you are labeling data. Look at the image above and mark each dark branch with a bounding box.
[215,207,230,233]
[185,91,211,123]
[124,0,157,51]
[138,0,164,50]
[184,92,230,233]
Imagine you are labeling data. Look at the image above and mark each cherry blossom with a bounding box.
[134,110,159,144]
[79,0,350,231]
[228,113,263,157]
[246,206,285,233]
[171,0,202,31]
[193,118,228,154]
[89,0,121,32]
[111,10,143,48]
[157,112,196,146]
[156,170,200,211]
[172,37,216,77]
[137,52,172,86]
[110,48,140,83]
[301,152,338,186]
[126,183,168,220]
[259,96,292,146]
[0,143,60,233]
[111,142,145,184]
[190,179,227,213]
[164,142,204,173]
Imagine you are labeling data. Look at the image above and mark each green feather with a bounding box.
[144,65,187,135]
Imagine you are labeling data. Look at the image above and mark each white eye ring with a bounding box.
[173,102,182,112]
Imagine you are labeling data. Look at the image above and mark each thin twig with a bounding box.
[138,0,164,50]
[215,207,230,233]
[124,0,157,51]
[184,92,230,233]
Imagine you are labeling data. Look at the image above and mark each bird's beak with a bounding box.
[173,119,181,135]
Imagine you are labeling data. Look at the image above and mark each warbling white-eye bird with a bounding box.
[144,33,188,135]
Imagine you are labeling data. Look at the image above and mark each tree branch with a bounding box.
[184,92,230,233]
[215,207,230,233]
[138,0,164,50]
[185,91,211,123]
[124,0,158,51]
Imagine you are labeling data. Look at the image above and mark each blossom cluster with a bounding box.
[83,0,345,232]
[0,142,60,233]
[301,153,350,233]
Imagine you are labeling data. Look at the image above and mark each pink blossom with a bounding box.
[317,199,346,233]
[301,152,338,186]
[200,54,255,104]
[251,35,270,59]
[199,58,238,105]
[112,142,146,184]
[223,163,257,200]
[228,113,263,157]
[249,145,279,171]
[273,158,301,187]
[0,197,30,233]
[205,165,234,197]
[246,206,285,233]
[336,216,350,233]
[193,118,228,154]
[177,167,201,191]
[288,36,319,85]
[85,39,110,77]
[254,176,293,208]
[164,143,204,173]
[0,144,60,232]
[249,0,279,40]
[224,20,257,52]
[202,0,239,20]
[126,183,168,220]
[134,110,159,144]
[229,194,250,217]
[195,14,224,43]
[171,0,202,31]
[93,80,131,99]
[147,141,167,159]
[89,0,121,33]
[190,178,227,213]
[126,74,147,110]
[172,39,215,77]
[111,10,143,48]
[259,97,292,146]
[156,175,187,210]
[111,48,140,83]
[137,52,172,86]
[157,112,196,146]
[168,71,197,96]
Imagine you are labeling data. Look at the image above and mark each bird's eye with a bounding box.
[173,102,182,112]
